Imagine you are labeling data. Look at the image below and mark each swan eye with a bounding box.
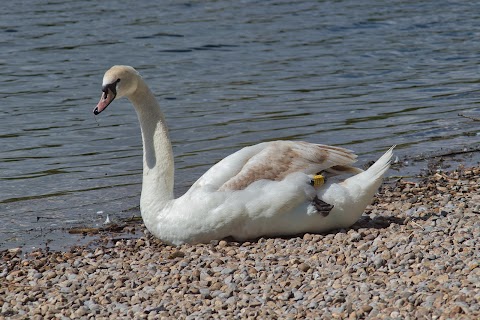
[102,79,120,96]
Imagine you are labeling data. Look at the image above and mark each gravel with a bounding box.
[1,166,479,319]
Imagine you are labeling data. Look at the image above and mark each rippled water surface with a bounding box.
[1,0,479,249]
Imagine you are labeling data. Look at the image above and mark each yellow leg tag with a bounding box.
[312,174,325,188]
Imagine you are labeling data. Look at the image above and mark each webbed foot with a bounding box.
[312,196,334,217]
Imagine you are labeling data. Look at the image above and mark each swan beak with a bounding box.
[93,87,116,115]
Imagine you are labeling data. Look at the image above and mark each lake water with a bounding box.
[1,0,479,250]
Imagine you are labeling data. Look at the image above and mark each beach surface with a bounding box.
[1,165,479,319]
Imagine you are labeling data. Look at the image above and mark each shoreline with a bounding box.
[1,164,479,318]
[3,144,479,253]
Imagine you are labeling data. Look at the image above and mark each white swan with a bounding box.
[93,65,394,245]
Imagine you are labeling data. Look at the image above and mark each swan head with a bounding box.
[93,65,140,115]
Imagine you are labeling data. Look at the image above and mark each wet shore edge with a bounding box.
[1,146,479,318]
[5,144,480,253]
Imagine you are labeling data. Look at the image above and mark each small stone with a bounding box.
[449,305,464,315]
[349,232,361,242]
[293,291,304,301]
[199,288,212,299]
[210,282,222,291]
[218,240,228,247]
[373,256,386,268]
[390,311,400,318]
[226,296,237,304]
[189,287,199,294]
[221,268,235,275]
[74,306,88,317]
[298,263,310,272]
[168,250,185,259]
[361,305,373,313]
[44,271,57,280]
[8,248,22,256]
[135,239,145,247]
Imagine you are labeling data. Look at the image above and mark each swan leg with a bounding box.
[312,196,334,217]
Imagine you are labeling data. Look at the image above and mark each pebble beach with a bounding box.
[1,165,479,319]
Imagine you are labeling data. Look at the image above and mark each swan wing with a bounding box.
[191,141,361,192]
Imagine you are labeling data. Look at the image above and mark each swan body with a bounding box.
[94,65,394,245]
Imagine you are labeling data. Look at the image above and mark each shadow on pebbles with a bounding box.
[1,167,479,319]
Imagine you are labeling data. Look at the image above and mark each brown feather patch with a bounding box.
[218,141,359,191]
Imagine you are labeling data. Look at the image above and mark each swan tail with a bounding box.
[343,145,395,192]
[363,145,395,181]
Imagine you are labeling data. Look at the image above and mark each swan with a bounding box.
[93,65,394,245]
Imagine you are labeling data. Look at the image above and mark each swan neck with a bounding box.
[129,80,174,209]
